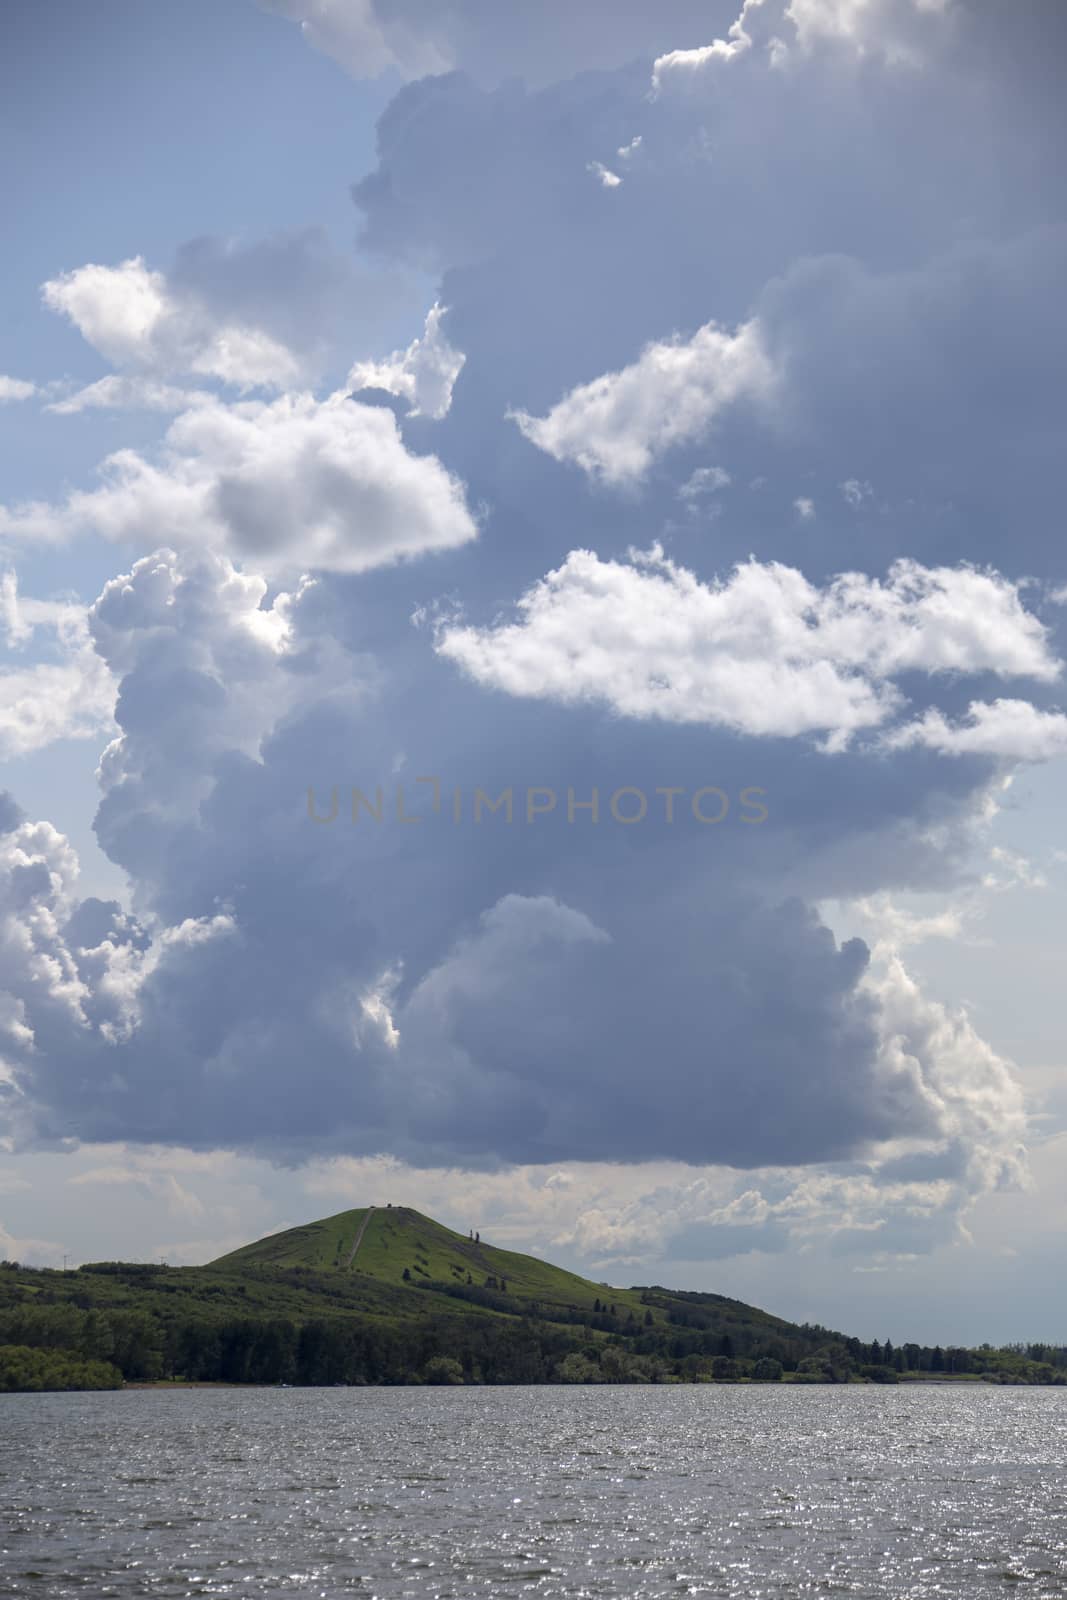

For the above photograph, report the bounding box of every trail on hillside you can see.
[342,1206,375,1270]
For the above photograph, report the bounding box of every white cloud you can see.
[587,161,622,189]
[262,0,451,80]
[652,0,953,87]
[864,949,1026,1197]
[0,819,93,1056]
[42,256,302,391]
[678,465,731,499]
[347,303,466,420]
[262,0,764,89]
[794,495,816,520]
[982,845,1047,893]
[0,391,478,576]
[0,572,115,758]
[510,317,775,488]
[840,477,873,507]
[439,548,1061,750]
[652,0,774,87]
[785,0,954,64]
[45,376,214,416]
[832,892,967,954]
[88,546,356,804]
[0,377,35,404]
[885,698,1067,762]
[42,258,169,366]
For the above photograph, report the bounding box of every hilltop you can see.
[2,1205,1065,1390]
[212,1203,654,1318]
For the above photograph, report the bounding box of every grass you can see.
[212,1205,657,1320]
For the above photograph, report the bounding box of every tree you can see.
[423,1356,464,1385]
[754,1356,783,1381]
[557,1352,598,1384]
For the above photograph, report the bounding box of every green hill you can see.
[212,1203,651,1318]
[2,1205,1064,1390]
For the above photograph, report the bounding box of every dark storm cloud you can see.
[0,0,1049,1194]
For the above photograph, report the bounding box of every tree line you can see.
[1,1282,1065,1391]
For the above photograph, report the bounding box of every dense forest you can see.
[2,1254,1064,1392]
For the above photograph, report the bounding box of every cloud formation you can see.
[3,0,1065,1292]
[0,574,115,758]
[0,377,35,404]
[511,318,774,487]
[348,303,465,419]
[439,548,1059,749]
[886,699,1067,761]
[42,256,302,391]
[652,0,955,86]
[1,391,478,576]
[263,0,746,86]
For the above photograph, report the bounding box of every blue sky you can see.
[1,0,1066,1346]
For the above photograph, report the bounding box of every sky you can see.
[1,0,1065,1347]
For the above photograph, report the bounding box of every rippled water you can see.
[2,1384,1066,1597]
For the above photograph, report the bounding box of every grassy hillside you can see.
[2,1204,1064,1391]
[213,1204,653,1319]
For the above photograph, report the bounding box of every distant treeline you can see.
[1,1261,1065,1392]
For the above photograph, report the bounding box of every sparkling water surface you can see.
[2,1384,1066,1598]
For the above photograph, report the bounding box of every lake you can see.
[2,1384,1065,1596]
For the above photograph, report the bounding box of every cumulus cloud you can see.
[0,818,98,1054]
[0,377,35,404]
[87,545,366,863]
[272,0,953,92]
[863,947,1026,1196]
[652,0,778,87]
[785,0,955,64]
[511,318,775,487]
[0,525,1034,1217]
[438,547,1060,750]
[39,230,404,400]
[6,0,1063,1288]
[652,0,954,86]
[885,698,1067,761]
[0,573,115,758]
[0,391,478,576]
[347,303,465,419]
[42,256,302,390]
